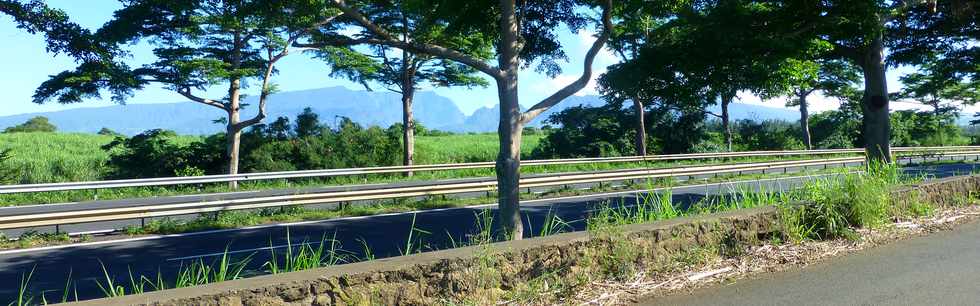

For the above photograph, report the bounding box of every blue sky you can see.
[0,1,936,118]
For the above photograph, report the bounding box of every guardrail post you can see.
[54,224,60,235]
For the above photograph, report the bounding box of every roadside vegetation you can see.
[12,162,978,304]
[0,106,965,208]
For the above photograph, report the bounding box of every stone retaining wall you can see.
[72,175,980,306]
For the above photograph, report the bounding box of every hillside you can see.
[0,87,799,135]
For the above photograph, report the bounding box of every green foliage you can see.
[532,105,635,158]
[532,104,708,158]
[783,163,910,241]
[731,119,805,151]
[243,117,401,172]
[101,129,224,179]
[3,116,57,133]
[890,110,969,147]
[0,149,18,184]
[93,247,250,298]
[264,232,342,274]
[809,108,863,149]
[96,127,122,137]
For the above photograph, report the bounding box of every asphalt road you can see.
[639,218,980,306]
[0,162,974,302]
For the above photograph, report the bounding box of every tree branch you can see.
[326,0,501,78]
[520,0,613,124]
[177,87,226,110]
[236,12,344,131]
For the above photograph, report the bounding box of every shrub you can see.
[243,117,401,172]
[3,116,57,133]
[785,163,906,240]
[102,130,223,179]
[733,119,805,151]
[533,103,710,158]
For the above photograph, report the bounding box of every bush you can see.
[890,110,967,147]
[785,163,904,240]
[533,104,710,158]
[531,105,634,158]
[733,119,805,151]
[104,110,404,179]
[3,116,57,133]
[243,117,401,172]
[102,129,224,179]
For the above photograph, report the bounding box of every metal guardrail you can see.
[0,146,976,195]
[0,150,977,230]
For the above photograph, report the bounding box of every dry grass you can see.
[564,203,980,306]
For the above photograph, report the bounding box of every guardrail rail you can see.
[0,148,977,230]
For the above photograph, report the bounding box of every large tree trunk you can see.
[226,31,244,189]
[495,0,524,240]
[401,80,416,176]
[799,92,812,150]
[721,94,733,152]
[401,51,417,177]
[633,99,647,156]
[860,35,892,163]
[226,78,242,189]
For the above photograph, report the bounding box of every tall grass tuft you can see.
[10,266,35,306]
[264,230,349,274]
[399,213,432,255]
[782,162,915,241]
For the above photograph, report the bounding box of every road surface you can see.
[639,218,980,306]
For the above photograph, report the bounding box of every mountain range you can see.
[0,86,801,135]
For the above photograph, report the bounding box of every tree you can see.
[784,0,978,162]
[28,0,345,188]
[329,0,614,239]
[294,107,323,138]
[602,1,817,152]
[601,3,675,156]
[896,56,978,117]
[304,3,490,176]
[3,116,57,133]
[766,59,861,149]
[97,127,122,137]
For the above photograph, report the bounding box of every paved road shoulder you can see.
[638,219,980,306]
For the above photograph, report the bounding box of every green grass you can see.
[0,151,863,207]
[0,132,201,184]
[414,133,546,164]
[0,132,542,185]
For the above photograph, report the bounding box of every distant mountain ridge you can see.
[0,87,799,135]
